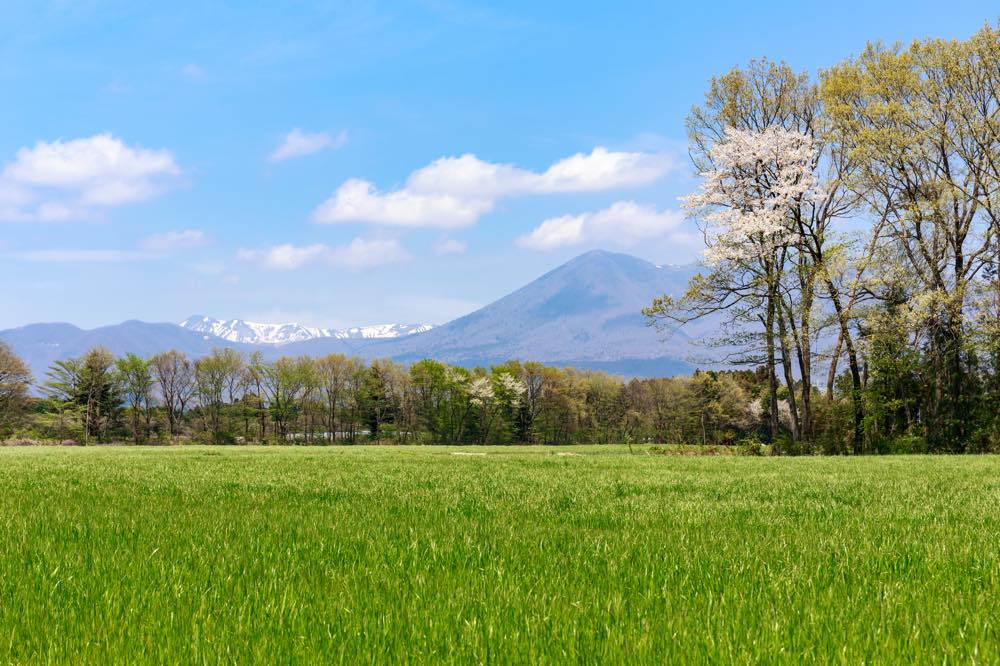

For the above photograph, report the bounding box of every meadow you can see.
[1,446,998,663]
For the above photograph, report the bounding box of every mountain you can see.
[280,250,707,375]
[1,250,712,380]
[0,320,257,381]
[179,315,433,345]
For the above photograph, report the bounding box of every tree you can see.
[43,348,119,443]
[361,359,408,441]
[115,353,154,444]
[81,348,121,442]
[262,356,313,441]
[243,351,269,441]
[317,354,353,442]
[0,342,32,437]
[150,350,195,437]
[649,57,877,452]
[409,359,451,442]
[195,348,243,443]
[648,124,819,444]
[823,24,1000,450]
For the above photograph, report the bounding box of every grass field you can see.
[1,446,998,663]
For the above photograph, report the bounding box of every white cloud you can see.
[0,133,181,221]
[434,238,467,255]
[518,215,586,250]
[535,148,675,193]
[313,178,491,228]
[237,238,409,271]
[269,128,348,163]
[406,154,535,198]
[517,201,687,250]
[13,249,153,262]
[313,147,677,228]
[141,229,208,251]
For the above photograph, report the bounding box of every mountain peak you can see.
[568,248,648,264]
[561,249,700,277]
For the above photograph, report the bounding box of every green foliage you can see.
[738,435,764,456]
[6,346,780,447]
[875,435,929,456]
[0,341,32,437]
[41,347,121,443]
[115,353,154,444]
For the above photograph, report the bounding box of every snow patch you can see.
[179,315,434,345]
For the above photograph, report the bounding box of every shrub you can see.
[871,434,928,455]
[738,436,764,456]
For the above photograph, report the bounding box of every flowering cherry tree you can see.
[465,372,526,443]
[682,125,819,266]
[649,124,820,443]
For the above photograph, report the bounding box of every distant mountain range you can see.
[1,250,713,380]
[178,316,434,345]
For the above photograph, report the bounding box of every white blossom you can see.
[445,366,468,386]
[494,372,526,407]
[466,376,494,406]
[682,126,818,266]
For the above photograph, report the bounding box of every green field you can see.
[1,446,998,663]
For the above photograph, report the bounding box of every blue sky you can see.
[1,1,996,329]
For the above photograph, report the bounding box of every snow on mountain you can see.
[178,315,434,345]
[334,323,435,340]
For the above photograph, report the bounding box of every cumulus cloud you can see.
[535,148,675,193]
[434,238,467,255]
[141,229,208,251]
[269,129,347,162]
[313,147,677,228]
[313,178,491,228]
[237,238,409,271]
[406,154,535,198]
[517,201,687,250]
[0,133,181,221]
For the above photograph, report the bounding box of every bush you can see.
[770,436,809,456]
[738,436,764,456]
[874,434,928,455]
[967,428,1000,454]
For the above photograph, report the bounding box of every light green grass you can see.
[0,446,998,663]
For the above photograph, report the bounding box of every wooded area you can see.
[0,344,777,449]
[646,24,1000,453]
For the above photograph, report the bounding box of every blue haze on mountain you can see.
[2,251,716,381]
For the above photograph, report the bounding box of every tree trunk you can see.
[825,278,864,454]
[765,294,780,441]
[776,306,801,442]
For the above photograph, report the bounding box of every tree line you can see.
[0,343,775,448]
[646,24,1000,454]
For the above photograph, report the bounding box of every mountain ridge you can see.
[1,250,709,379]
[277,250,705,371]
[178,315,434,345]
